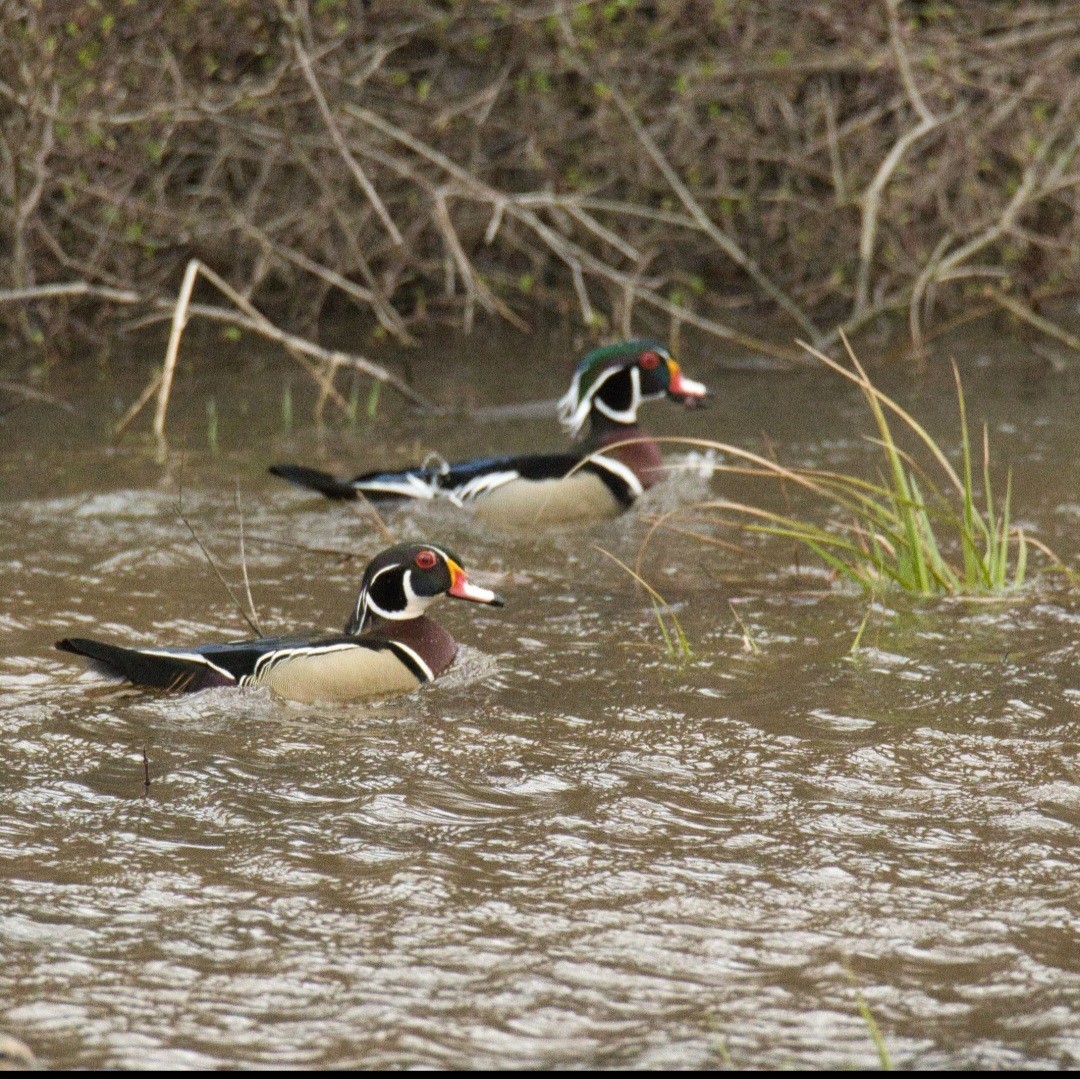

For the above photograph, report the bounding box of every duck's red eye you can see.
[640,350,661,370]
[415,550,438,570]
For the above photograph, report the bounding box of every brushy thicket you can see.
[1,0,1078,361]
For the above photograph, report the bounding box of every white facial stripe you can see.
[592,366,641,426]
[141,649,238,683]
[426,543,457,564]
[354,545,479,627]
[350,586,369,632]
[401,568,436,618]
[558,365,633,437]
[590,453,645,499]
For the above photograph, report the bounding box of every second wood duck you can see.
[270,339,708,528]
[55,543,504,703]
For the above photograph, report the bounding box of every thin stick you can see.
[116,259,436,437]
[727,600,761,655]
[0,281,139,305]
[592,543,669,606]
[345,493,396,546]
[0,379,77,412]
[344,103,802,364]
[234,481,261,632]
[176,465,263,636]
[987,289,1080,353]
[639,515,764,560]
[592,543,692,659]
[291,32,403,246]
[113,368,162,438]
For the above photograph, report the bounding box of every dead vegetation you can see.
[1,0,1078,377]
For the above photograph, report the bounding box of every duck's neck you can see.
[587,417,664,490]
[588,409,639,441]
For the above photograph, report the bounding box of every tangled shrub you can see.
[1,0,1077,359]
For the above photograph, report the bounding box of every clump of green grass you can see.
[640,334,1068,598]
[738,335,1056,595]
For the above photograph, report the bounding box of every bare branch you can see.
[291,31,403,247]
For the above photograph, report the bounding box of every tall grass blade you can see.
[849,603,874,654]
[281,384,293,432]
[366,380,382,419]
[998,467,1014,589]
[1014,527,1028,588]
[855,987,893,1070]
[206,397,219,455]
[593,545,692,660]
[651,597,675,658]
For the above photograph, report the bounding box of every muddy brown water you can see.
[1,325,1078,1068]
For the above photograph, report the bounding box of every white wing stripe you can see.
[140,648,237,683]
[453,470,520,502]
[353,475,440,499]
[250,642,362,682]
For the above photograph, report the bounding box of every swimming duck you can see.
[55,542,503,703]
[269,339,708,528]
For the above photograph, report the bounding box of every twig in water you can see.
[234,481,261,633]
[113,367,163,439]
[345,493,396,546]
[142,745,151,798]
[0,379,77,412]
[176,464,263,636]
[113,259,436,439]
[986,289,1080,353]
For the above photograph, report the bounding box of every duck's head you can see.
[556,339,708,439]
[346,542,504,634]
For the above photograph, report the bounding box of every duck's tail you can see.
[55,638,235,692]
[268,464,360,500]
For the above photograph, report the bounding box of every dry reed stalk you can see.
[153,258,199,439]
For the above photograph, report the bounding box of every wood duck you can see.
[270,340,708,528]
[55,542,504,703]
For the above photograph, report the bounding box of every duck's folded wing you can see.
[440,452,585,502]
[55,637,241,692]
[271,452,591,505]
